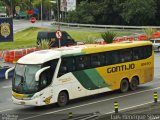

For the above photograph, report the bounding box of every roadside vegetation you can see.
[1,0,159,26]
[38,40,52,50]
[0,27,132,50]
[0,27,53,50]
[101,31,117,43]
[144,28,157,40]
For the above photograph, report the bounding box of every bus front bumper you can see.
[12,96,42,106]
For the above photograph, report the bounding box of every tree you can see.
[119,0,156,25]
[67,0,158,25]
[67,0,127,25]
[154,0,160,25]
[1,0,13,17]
[32,0,52,20]
[66,1,98,23]
[94,0,126,25]
[1,0,33,17]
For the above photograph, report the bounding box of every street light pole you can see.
[49,1,56,20]
[41,0,43,26]
[50,0,60,29]
[57,0,59,22]
[57,0,60,29]
[11,0,13,17]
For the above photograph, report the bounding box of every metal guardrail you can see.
[53,22,160,30]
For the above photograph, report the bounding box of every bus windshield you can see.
[13,64,41,94]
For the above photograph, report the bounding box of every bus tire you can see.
[120,79,129,93]
[130,77,139,91]
[57,91,68,107]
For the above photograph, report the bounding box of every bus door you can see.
[90,53,109,94]
[74,54,107,96]
[73,55,98,96]
[39,59,58,104]
[58,57,87,98]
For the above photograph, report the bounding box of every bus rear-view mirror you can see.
[35,66,50,81]
[5,67,15,79]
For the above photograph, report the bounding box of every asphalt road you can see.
[0,53,160,120]
[13,20,140,34]
[13,20,54,33]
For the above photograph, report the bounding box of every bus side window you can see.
[105,52,110,65]
[142,45,152,58]
[106,51,120,65]
[76,55,90,70]
[58,59,68,77]
[120,49,132,62]
[133,45,152,61]
[99,53,106,66]
[133,48,141,60]
[40,71,48,89]
[91,54,101,67]
[60,65,67,73]
[67,58,76,71]
[58,58,76,77]
[41,59,58,88]
[146,45,152,57]
[91,53,105,67]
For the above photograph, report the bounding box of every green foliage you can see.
[84,35,96,44]
[38,40,52,50]
[1,0,51,18]
[144,28,157,39]
[32,0,51,10]
[66,1,99,24]
[0,27,50,50]
[2,0,160,25]
[67,0,158,25]
[0,27,132,50]
[101,31,117,43]
[119,0,156,25]
[66,11,79,23]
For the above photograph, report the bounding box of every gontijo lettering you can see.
[107,63,135,73]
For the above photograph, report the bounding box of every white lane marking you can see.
[21,86,160,120]
[0,109,12,113]
[2,85,12,89]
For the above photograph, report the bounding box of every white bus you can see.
[6,41,154,106]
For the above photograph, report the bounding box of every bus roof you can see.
[18,41,152,64]
[81,41,152,54]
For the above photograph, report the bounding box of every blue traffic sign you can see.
[0,18,13,42]
[33,8,39,15]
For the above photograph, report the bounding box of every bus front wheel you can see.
[57,91,68,107]
[120,79,129,93]
[130,77,139,91]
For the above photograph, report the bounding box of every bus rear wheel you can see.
[57,91,68,107]
[130,77,139,91]
[120,79,129,93]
